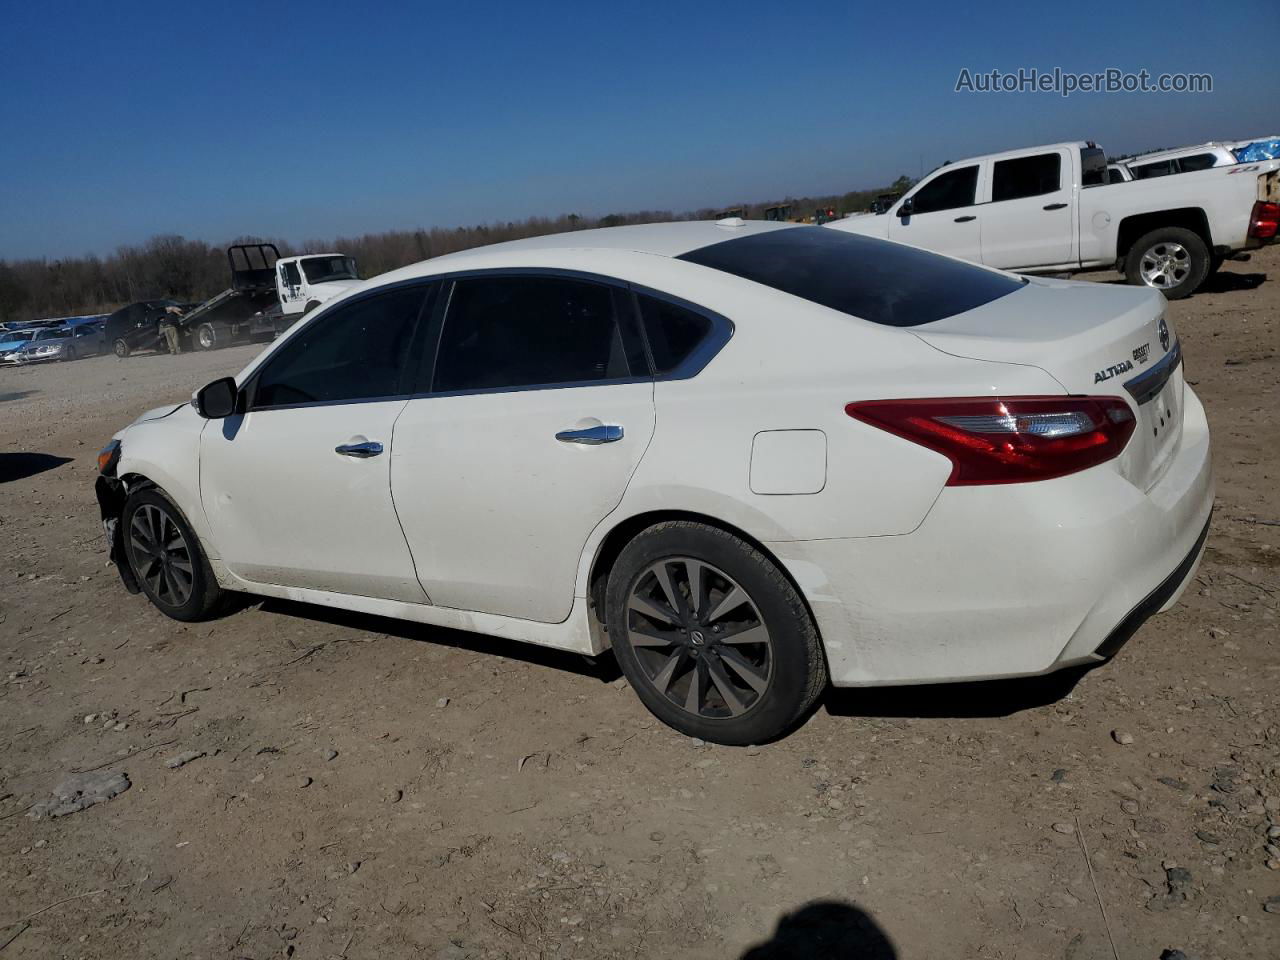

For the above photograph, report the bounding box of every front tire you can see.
[605,521,826,745]
[122,488,226,622]
[113,338,131,358]
[1125,227,1209,299]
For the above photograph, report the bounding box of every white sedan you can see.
[95,221,1213,744]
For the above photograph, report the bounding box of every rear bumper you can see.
[770,386,1214,686]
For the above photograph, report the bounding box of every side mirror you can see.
[194,377,239,419]
[897,197,915,219]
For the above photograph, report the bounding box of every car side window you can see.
[909,165,978,215]
[1177,153,1217,173]
[252,285,429,408]
[1130,160,1175,180]
[991,153,1061,202]
[432,276,632,392]
[636,294,713,375]
[1108,167,1128,184]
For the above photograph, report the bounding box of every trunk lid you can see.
[913,277,1184,491]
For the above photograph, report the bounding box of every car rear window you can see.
[678,227,1024,327]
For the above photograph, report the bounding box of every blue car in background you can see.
[0,328,40,363]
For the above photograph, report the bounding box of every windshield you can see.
[679,227,1025,327]
[2,330,37,343]
[301,256,358,284]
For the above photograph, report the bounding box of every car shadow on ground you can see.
[1200,270,1267,294]
[822,665,1090,720]
[0,390,37,403]
[1103,271,1266,294]
[250,597,620,681]
[739,900,896,959]
[0,452,73,484]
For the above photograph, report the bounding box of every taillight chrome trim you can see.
[1123,339,1182,406]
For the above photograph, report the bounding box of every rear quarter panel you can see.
[565,256,1070,600]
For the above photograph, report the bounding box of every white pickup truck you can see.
[827,141,1280,298]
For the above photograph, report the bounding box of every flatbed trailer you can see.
[176,244,295,351]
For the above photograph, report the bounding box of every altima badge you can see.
[1094,359,1135,383]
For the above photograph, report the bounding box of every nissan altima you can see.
[95,221,1212,744]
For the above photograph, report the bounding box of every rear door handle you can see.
[953,215,977,222]
[555,424,624,445]
[1043,202,1068,210]
[335,440,383,458]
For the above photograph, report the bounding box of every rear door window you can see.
[636,295,713,375]
[432,276,634,392]
[909,165,979,214]
[1176,153,1218,172]
[991,153,1062,201]
[1130,160,1175,180]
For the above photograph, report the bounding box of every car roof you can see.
[422,220,804,268]
[1123,143,1236,164]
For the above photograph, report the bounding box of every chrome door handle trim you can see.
[335,440,384,458]
[555,424,624,445]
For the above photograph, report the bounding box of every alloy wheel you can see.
[626,557,772,719]
[128,504,194,607]
[1139,241,1190,290]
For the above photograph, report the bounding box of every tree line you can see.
[0,177,913,323]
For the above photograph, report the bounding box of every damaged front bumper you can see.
[95,474,140,595]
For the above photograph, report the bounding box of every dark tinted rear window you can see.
[678,228,1024,327]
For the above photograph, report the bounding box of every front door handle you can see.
[555,424,624,445]
[1043,202,1068,210]
[953,215,977,222]
[335,440,384,458]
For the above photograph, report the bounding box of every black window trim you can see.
[243,277,439,413]
[415,267,734,399]
[629,283,733,382]
[241,267,736,411]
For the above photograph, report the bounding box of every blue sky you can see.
[0,0,1275,259]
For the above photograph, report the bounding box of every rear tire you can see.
[1124,227,1209,300]
[605,521,826,745]
[195,323,218,351]
[122,487,226,622]
[113,338,131,359]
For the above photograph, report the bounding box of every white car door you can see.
[200,283,435,601]
[978,148,1075,268]
[887,162,984,263]
[390,274,656,624]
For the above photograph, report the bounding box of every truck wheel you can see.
[195,323,218,351]
[605,521,827,745]
[302,300,322,316]
[1125,227,1209,300]
[113,338,131,359]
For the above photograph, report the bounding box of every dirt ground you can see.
[2,250,1278,960]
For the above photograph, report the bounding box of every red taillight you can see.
[845,396,1136,485]
[1249,201,1280,240]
